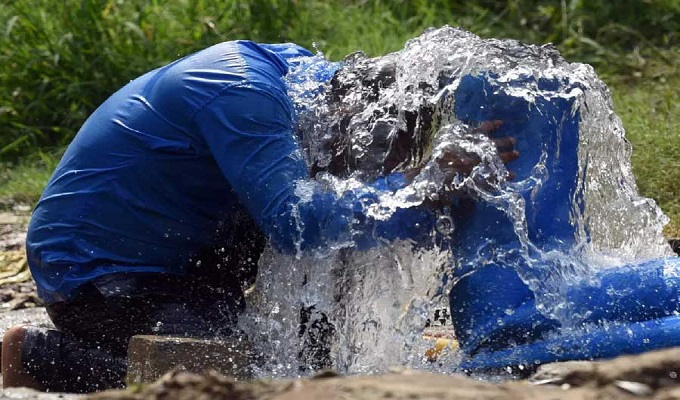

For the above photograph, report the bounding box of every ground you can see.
[88,348,680,400]
[0,209,40,311]
[4,209,680,399]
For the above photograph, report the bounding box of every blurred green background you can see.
[1,0,679,235]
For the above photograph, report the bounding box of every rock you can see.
[10,205,30,214]
[0,214,20,226]
[0,211,28,252]
[126,335,254,385]
[0,230,25,252]
[92,370,252,400]
[86,368,639,400]
[529,360,595,385]
[529,347,680,390]
[0,281,41,311]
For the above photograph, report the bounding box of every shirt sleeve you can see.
[193,82,435,253]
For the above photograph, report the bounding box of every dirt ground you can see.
[0,210,41,311]
[86,347,680,400]
[4,208,680,399]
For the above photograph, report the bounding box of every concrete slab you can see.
[126,335,254,385]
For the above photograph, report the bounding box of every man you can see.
[2,40,517,392]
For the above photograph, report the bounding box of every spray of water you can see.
[239,26,672,377]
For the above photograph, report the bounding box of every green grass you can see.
[0,151,60,209]
[1,0,680,234]
[2,0,678,159]
[612,69,680,237]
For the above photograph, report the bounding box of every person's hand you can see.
[403,120,518,184]
[404,120,518,210]
[436,120,518,185]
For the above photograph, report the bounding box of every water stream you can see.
[239,26,672,377]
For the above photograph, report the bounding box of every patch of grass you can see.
[610,65,680,237]
[1,0,679,235]
[2,0,679,161]
[0,151,61,209]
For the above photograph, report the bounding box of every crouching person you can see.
[0,40,438,393]
[3,37,517,392]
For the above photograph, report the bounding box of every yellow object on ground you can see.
[0,250,31,285]
[423,328,458,362]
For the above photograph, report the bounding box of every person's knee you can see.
[4,324,29,343]
[2,324,43,390]
[3,324,29,358]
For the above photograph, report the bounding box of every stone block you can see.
[126,335,253,385]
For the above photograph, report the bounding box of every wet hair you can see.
[313,52,437,179]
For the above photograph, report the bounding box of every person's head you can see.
[310,52,441,180]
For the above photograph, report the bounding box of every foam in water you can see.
[239,26,672,377]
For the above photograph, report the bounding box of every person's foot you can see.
[2,324,44,390]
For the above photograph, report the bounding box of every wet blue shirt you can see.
[26,41,434,304]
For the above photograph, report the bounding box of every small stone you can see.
[614,380,653,397]
[529,360,595,385]
[0,213,20,225]
[11,204,31,213]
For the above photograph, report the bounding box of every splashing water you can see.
[239,26,672,377]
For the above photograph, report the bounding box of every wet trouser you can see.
[22,219,266,393]
[298,304,335,371]
[22,270,247,393]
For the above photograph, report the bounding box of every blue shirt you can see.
[26,41,435,304]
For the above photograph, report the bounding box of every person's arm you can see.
[192,82,434,253]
